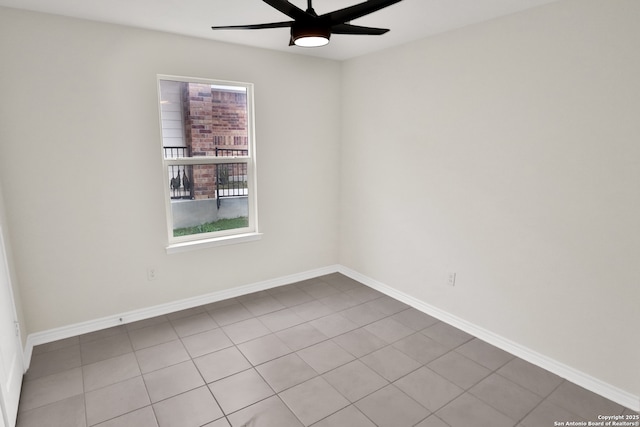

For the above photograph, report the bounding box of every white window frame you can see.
[157,75,260,253]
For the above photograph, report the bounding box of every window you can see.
[157,75,259,252]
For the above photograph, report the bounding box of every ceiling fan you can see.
[211,0,404,47]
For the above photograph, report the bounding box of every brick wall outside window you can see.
[183,83,249,200]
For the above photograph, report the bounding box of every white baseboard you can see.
[23,264,340,370]
[337,266,640,412]
[22,263,639,411]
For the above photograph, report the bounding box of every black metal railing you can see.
[164,146,248,205]
[168,165,194,200]
[164,146,190,159]
[164,147,194,199]
[214,148,248,208]
[216,163,248,208]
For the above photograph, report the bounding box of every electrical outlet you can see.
[147,267,157,281]
[447,272,456,287]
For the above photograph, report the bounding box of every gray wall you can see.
[340,0,640,398]
[0,7,341,333]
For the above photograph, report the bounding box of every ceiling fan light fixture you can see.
[291,25,331,47]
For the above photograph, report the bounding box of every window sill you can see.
[166,232,262,254]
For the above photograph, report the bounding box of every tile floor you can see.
[16,273,638,427]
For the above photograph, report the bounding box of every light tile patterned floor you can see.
[16,273,638,427]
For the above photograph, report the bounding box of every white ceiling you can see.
[0,0,560,60]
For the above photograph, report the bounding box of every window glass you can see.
[158,76,257,244]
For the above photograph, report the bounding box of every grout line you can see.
[127,330,160,427]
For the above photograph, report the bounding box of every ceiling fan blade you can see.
[212,21,293,30]
[323,0,403,25]
[262,0,310,20]
[331,23,389,35]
